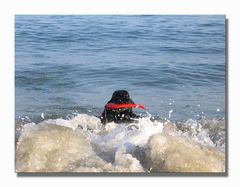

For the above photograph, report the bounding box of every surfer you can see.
[100,90,145,124]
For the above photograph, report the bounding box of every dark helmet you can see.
[110,90,134,104]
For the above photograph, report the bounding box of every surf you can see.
[15,113,225,172]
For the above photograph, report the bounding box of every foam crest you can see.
[45,114,102,131]
[145,133,225,172]
[16,123,94,172]
[15,113,225,173]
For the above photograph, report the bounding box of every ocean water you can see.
[15,15,226,173]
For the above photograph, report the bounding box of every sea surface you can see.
[15,15,226,173]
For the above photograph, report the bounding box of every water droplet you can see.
[41,113,45,119]
[169,110,173,119]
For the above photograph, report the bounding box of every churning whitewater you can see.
[15,114,225,173]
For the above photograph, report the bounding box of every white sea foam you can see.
[146,133,225,172]
[15,113,225,173]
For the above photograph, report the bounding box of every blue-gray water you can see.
[15,15,226,122]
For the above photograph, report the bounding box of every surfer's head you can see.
[110,90,134,104]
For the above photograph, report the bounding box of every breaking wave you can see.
[15,114,225,173]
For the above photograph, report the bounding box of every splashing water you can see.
[15,113,225,173]
[169,110,173,119]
